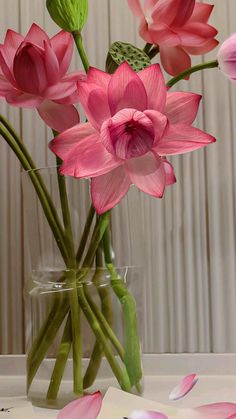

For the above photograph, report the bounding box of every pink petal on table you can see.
[130,410,168,419]
[194,402,236,418]
[50,31,73,77]
[169,373,198,401]
[127,0,144,17]
[108,61,147,115]
[126,152,166,198]
[156,123,216,156]
[91,165,131,214]
[50,122,96,159]
[138,64,167,113]
[60,135,120,178]
[87,67,111,90]
[37,100,80,132]
[160,45,191,77]
[24,23,50,47]
[57,392,102,419]
[165,92,202,125]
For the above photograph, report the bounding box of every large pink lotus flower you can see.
[0,23,84,132]
[50,62,215,214]
[127,0,219,76]
[217,34,236,81]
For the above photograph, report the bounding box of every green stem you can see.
[148,45,159,60]
[167,60,219,88]
[103,226,142,391]
[143,43,152,54]
[72,31,90,73]
[0,125,68,263]
[76,283,131,392]
[76,204,95,266]
[0,115,66,253]
[46,314,72,400]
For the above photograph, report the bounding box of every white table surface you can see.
[1,354,236,417]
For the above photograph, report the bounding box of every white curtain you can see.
[0,0,236,354]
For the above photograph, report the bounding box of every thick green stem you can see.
[72,31,90,73]
[46,314,72,400]
[167,60,219,88]
[103,226,142,391]
[0,125,68,263]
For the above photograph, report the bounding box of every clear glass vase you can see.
[22,167,145,409]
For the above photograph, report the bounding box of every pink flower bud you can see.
[218,34,236,80]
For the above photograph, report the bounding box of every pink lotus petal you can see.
[160,46,191,77]
[156,123,216,155]
[138,64,167,113]
[50,31,73,77]
[108,61,147,115]
[87,67,111,90]
[162,159,176,186]
[169,373,198,401]
[57,392,102,419]
[50,122,96,159]
[130,411,168,419]
[0,46,16,85]
[194,402,236,418]
[6,91,43,108]
[13,43,48,95]
[1,29,24,76]
[37,100,80,132]
[0,74,16,96]
[127,0,144,17]
[91,165,131,214]
[171,0,195,26]
[126,152,166,198]
[190,3,215,24]
[45,81,78,101]
[79,83,111,130]
[25,23,50,47]
[165,92,202,125]
[44,41,60,85]
[60,135,120,178]
[143,110,168,144]
[178,23,218,47]
[185,38,219,56]
[151,0,180,26]
[101,108,155,159]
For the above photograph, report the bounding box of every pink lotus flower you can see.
[57,391,102,419]
[50,62,215,214]
[127,0,219,76]
[169,373,198,401]
[0,23,84,132]
[217,34,236,80]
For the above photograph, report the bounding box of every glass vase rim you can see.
[24,165,59,174]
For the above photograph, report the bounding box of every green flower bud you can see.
[46,0,88,32]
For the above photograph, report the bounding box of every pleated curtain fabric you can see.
[0,0,236,354]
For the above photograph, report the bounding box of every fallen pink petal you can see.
[169,373,198,401]
[130,411,168,419]
[57,392,102,419]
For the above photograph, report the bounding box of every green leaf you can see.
[46,0,88,32]
[106,41,151,74]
